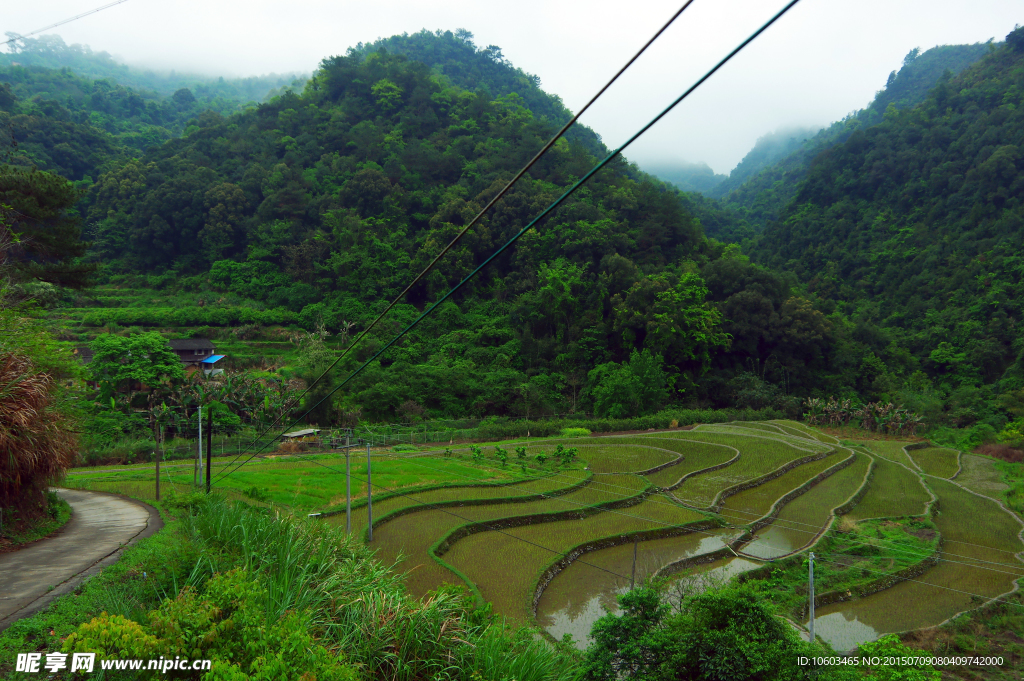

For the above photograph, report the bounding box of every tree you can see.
[0,166,96,289]
[583,585,854,681]
[88,332,185,411]
[588,350,669,419]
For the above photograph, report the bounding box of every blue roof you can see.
[201,355,226,364]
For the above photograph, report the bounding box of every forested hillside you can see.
[3,27,1023,439]
[754,26,1024,434]
[703,41,992,238]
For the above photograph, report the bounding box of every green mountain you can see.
[4,27,1022,432]
[707,41,993,237]
[647,161,727,194]
[753,26,1024,427]
[1,34,303,105]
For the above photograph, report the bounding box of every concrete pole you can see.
[345,434,351,534]
[808,552,816,643]
[197,406,203,489]
[630,538,638,590]
[367,441,373,542]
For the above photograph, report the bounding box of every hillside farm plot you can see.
[863,441,918,466]
[640,439,738,489]
[692,424,834,453]
[743,452,870,559]
[810,478,1024,651]
[768,420,839,443]
[659,432,834,509]
[536,528,748,646]
[366,473,648,597]
[718,453,842,526]
[329,467,589,538]
[906,446,960,479]
[63,451,529,510]
[845,454,931,521]
[443,494,707,623]
[528,440,679,473]
[955,454,1010,498]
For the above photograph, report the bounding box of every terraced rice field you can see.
[80,419,1021,651]
[742,452,870,559]
[718,453,842,525]
[956,453,1010,497]
[844,452,932,521]
[810,477,1024,650]
[662,431,831,509]
[443,494,708,623]
[906,446,961,479]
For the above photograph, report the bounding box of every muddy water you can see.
[537,546,759,648]
[535,528,750,644]
[807,478,1024,651]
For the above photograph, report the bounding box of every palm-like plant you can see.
[0,352,76,509]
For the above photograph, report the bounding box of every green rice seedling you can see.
[744,453,871,559]
[719,453,840,524]
[664,432,829,509]
[907,447,960,478]
[955,454,1009,498]
[811,478,1024,644]
[846,455,931,521]
[369,473,646,598]
[330,469,591,538]
[642,440,737,489]
[444,494,706,624]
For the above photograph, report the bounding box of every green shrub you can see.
[560,427,591,438]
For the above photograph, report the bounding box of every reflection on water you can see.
[810,611,881,652]
[537,527,759,649]
[743,524,801,560]
[806,478,1024,651]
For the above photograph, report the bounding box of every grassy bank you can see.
[0,494,579,680]
[0,492,72,553]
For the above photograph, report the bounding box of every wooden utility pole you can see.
[155,426,161,501]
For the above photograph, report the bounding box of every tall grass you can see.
[183,497,579,681]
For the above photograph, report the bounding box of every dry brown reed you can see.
[0,351,77,510]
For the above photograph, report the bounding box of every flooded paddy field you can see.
[808,477,1024,651]
[719,453,843,526]
[743,452,871,560]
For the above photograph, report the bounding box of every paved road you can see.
[0,489,161,631]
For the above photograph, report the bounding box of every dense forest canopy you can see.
[2,26,1023,438]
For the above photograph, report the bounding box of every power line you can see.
[814,555,1024,613]
[243,0,701,450]
[217,0,805,485]
[2,0,131,47]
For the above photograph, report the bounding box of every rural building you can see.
[168,338,226,376]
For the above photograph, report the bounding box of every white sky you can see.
[4,1,1021,174]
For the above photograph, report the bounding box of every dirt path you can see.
[0,489,161,632]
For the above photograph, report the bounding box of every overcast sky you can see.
[5,1,1021,174]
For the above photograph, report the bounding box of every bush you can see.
[560,427,591,438]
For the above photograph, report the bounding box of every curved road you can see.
[0,489,160,632]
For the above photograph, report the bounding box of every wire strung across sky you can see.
[1,0,131,47]
[243,0,700,450]
[215,0,805,486]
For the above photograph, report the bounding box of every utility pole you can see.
[206,407,212,494]
[367,441,373,541]
[155,425,161,502]
[197,406,203,489]
[808,552,816,643]
[345,433,351,534]
[630,537,638,590]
